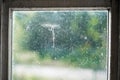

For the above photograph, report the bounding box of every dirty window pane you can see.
[12,10,108,80]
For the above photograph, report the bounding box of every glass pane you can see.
[12,9,108,80]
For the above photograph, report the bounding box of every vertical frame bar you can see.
[110,0,119,80]
[118,0,120,80]
[1,1,9,80]
[107,8,111,80]
[8,8,13,80]
[0,0,2,80]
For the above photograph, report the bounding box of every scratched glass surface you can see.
[12,10,108,80]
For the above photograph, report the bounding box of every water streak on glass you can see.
[12,10,108,80]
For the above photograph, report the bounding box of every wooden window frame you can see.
[0,0,119,80]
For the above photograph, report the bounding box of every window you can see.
[0,0,119,80]
[11,9,108,80]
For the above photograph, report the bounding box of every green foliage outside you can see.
[13,11,108,70]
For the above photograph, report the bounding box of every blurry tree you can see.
[14,11,107,70]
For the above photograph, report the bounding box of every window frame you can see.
[0,0,119,80]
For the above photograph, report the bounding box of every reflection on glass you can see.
[12,10,108,80]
